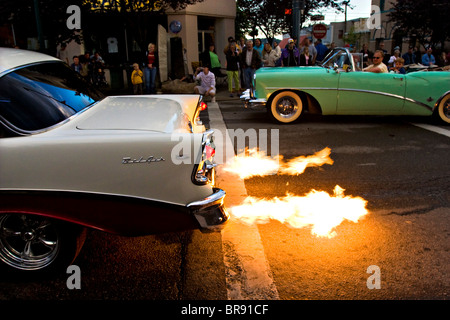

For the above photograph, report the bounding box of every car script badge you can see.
[122,156,165,164]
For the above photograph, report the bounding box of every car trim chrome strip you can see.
[338,88,405,101]
[266,87,337,91]
[340,88,432,111]
[404,97,433,111]
[187,188,226,209]
[265,87,433,112]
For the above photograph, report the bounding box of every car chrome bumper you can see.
[187,188,229,232]
[240,89,267,109]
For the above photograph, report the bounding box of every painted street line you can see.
[411,123,450,138]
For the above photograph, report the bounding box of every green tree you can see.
[0,0,204,52]
[236,0,344,43]
[389,0,450,50]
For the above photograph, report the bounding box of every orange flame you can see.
[222,148,281,179]
[223,147,334,178]
[281,147,334,175]
[230,186,368,238]
[223,148,369,238]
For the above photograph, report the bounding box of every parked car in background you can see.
[0,48,228,273]
[241,47,450,124]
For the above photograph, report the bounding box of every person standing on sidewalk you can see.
[131,63,144,94]
[281,39,300,67]
[225,41,240,97]
[239,40,261,90]
[144,43,159,94]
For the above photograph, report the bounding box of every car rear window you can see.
[0,61,104,133]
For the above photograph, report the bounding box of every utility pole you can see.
[33,0,45,51]
[344,0,349,34]
[292,0,305,40]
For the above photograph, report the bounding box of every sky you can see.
[252,0,373,39]
[314,0,372,25]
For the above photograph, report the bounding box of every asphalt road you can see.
[218,96,450,300]
[1,88,449,306]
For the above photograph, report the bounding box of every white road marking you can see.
[411,123,450,138]
[207,101,280,300]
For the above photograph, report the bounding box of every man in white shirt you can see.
[194,66,216,102]
[363,50,388,73]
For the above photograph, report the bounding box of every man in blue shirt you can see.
[315,39,328,63]
[254,39,264,67]
[422,46,436,66]
[402,46,416,65]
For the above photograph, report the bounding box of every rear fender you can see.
[0,191,198,236]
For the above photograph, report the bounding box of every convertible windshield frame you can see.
[320,47,360,72]
[0,61,104,136]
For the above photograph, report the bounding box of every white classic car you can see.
[0,48,228,272]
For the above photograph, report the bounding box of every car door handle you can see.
[393,76,404,81]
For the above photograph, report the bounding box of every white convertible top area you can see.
[75,96,190,133]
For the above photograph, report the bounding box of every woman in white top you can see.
[262,43,278,67]
[388,49,400,67]
[273,41,282,59]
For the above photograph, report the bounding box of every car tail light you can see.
[194,97,208,126]
[192,129,217,185]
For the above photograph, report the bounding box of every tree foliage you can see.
[82,0,204,13]
[0,0,204,51]
[236,0,345,43]
[389,0,450,50]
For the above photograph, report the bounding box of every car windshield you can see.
[0,61,104,133]
[322,49,351,69]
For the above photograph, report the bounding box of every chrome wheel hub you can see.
[0,214,60,270]
[276,97,298,118]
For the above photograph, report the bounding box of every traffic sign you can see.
[312,24,327,39]
[311,15,325,21]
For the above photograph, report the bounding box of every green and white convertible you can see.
[241,48,450,124]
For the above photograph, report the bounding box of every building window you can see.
[198,16,215,55]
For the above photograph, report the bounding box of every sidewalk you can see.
[104,78,241,99]
[206,90,280,300]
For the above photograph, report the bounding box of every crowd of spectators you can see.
[56,35,450,96]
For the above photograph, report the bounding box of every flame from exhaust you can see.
[231,186,369,238]
[222,148,281,179]
[223,147,334,179]
[223,147,369,238]
[280,147,334,175]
